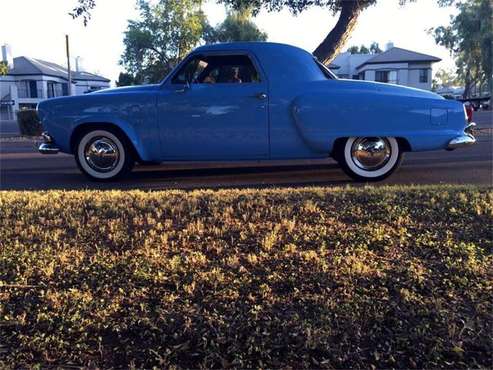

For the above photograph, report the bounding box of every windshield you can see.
[314,58,337,80]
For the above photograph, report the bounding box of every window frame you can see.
[166,50,268,87]
[313,58,337,80]
[375,70,389,83]
[419,68,429,83]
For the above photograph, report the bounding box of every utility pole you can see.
[65,35,72,96]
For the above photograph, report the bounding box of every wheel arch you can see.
[331,136,412,157]
[70,122,143,162]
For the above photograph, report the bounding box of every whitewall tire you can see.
[337,137,402,181]
[75,129,134,181]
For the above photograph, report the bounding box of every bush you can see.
[16,109,42,136]
[0,185,491,368]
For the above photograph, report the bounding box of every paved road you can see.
[1,112,491,190]
[0,120,19,138]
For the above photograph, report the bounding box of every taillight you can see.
[464,104,473,123]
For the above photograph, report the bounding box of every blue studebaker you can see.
[38,42,476,181]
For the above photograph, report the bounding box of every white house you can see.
[330,43,441,91]
[0,45,110,122]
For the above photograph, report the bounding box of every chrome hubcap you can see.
[84,137,120,172]
[351,137,391,170]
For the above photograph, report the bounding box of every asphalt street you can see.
[1,111,491,190]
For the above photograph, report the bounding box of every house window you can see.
[376,70,398,84]
[17,80,43,99]
[47,82,63,98]
[388,71,398,84]
[29,81,38,98]
[419,69,428,83]
[352,75,359,80]
[375,71,389,83]
[47,82,55,98]
[359,72,365,80]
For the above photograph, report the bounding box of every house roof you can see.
[7,57,110,82]
[356,47,441,69]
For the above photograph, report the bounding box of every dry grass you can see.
[0,185,491,368]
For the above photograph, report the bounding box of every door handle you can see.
[254,92,268,100]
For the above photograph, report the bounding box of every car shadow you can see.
[1,162,353,191]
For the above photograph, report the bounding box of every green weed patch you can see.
[0,186,491,368]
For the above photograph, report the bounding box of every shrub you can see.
[16,109,42,136]
[0,185,491,368]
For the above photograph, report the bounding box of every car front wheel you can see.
[75,129,134,181]
[336,137,402,181]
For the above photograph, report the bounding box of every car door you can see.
[157,52,269,160]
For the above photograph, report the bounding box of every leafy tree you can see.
[216,0,456,64]
[347,42,381,54]
[0,61,8,76]
[432,68,462,90]
[116,72,138,87]
[369,41,382,54]
[431,0,492,98]
[72,0,457,65]
[120,0,207,85]
[70,0,96,26]
[204,8,267,43]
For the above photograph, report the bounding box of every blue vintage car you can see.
[38,42,476,181]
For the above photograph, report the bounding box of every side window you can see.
[172,57,206,84]
[172,54,261,85]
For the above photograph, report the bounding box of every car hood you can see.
[91,84,160,94]
[336,79,444,100]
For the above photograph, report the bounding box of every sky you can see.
[0,0,458,85]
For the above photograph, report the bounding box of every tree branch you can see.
[313,0,369,65]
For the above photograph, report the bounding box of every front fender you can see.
[71,116,151,161]
[39,92,158,161]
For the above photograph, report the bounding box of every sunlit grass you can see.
[0,185,491,368]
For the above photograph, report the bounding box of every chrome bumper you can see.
[38,132,60,155]
[447,123,476,150]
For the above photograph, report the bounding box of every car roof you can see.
[194,41,309,55]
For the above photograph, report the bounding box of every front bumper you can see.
[38,132,60,155]
[447,123,476,150]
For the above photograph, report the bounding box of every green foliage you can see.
[69,0,95,26]
[218,0,377,15]
[432,68,462,90]
[120,0,207,84]
[16,110,42,136]
[431,0,493,97]
[0,61,8,76]
[115,72,138,87]
[0,186,491,368]
[347,42,381,54]
[204,8,268,44]
[369,41,382,54]
[72,0,460,69]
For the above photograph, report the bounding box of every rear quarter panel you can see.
[289,80,466,154]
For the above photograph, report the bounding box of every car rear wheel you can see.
[75,129,134,181]
[336,137,402,182]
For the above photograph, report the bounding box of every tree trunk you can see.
[463,70,472,99]
[313,0,367,65]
